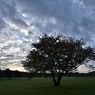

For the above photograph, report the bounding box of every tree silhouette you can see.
[5,68,12,79]
[22,33,95,86]
[14,70,21,79]
[0,69,2,81]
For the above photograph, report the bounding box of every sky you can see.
[0,0,95,73]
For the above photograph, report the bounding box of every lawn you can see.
[0,77,95,95]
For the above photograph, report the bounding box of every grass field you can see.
[0,77,95,95]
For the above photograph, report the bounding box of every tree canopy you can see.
[22,33,95,86]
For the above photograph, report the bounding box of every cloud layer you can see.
[0,0,95,72]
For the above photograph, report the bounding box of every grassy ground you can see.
[0,77,95,95]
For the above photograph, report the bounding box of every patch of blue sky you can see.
[17,14,26,19]
[15,31,26,41]
[90,13,95,21]
[17,13,34,25]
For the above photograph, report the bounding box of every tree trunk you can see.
[52,73,62,86]
[56,75,62,86]
[52,73,57,85]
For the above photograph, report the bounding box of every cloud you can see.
[0,0,95,72]
[14,0,95,42]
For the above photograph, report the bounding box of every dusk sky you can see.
[0,0,95,73]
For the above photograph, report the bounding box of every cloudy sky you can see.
[0,0,95,73]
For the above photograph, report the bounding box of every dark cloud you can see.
[5,55,14,57]
[14,0,95,43]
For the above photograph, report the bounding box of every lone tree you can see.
[22,33,95,86]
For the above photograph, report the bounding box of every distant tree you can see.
[14,70,21,79]
[5,68,12,79]
[0,69,2,81]
[22,33,95,86]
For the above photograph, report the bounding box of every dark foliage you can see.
[13,70,21,78]
[0,69,28,80]
[0,69,2,81]
[22,33,95,86]
[5,68,13,79]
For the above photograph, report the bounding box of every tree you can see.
[5,68,12,79]
[22,33,95,86]
[14,70,21,79]
[0,69,2,81]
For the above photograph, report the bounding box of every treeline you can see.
[0,68,28,80]
[0,68,95,81]
[66,72,95,77]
